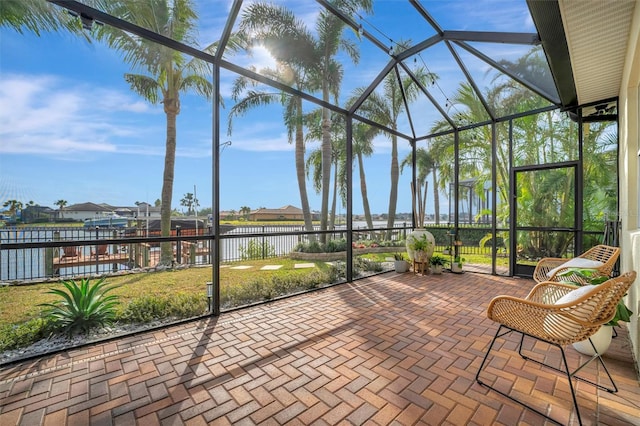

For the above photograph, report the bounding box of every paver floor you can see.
[1,272,638,425]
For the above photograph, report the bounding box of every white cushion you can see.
[554,285,598,308]
[543,285,599,338]
[546,257,604,277]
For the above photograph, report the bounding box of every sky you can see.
[0,0,538,216]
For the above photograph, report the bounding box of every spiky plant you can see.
[40,277,119,336]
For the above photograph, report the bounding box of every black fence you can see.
[0,223,421,282]
[4,222,557,282]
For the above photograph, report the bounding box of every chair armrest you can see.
[533,257,567,282]
[525,281,578,304]
[486,294,602,344]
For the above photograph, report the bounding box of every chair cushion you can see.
[543,285,599,339]
[546,257,604,277]
[554,285,598,310]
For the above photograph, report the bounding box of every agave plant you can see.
[40,277,120,336]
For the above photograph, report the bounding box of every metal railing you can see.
[0,223,415,282]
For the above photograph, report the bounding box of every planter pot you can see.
[451,264,463,274]
[394,260,410,273]
[572,325,613,356]
[406,230,435,261]
[431,264,443,275]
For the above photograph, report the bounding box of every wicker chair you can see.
[476,271,636,426]
[532,244,620,284]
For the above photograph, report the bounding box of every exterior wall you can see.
[64,211,99,221]
[250,213,303,221]
[619,5,640,371]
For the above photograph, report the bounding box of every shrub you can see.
[119,293,207,323]
[325,239,347,252]
[118,295,169,323]
[294,240,323,253]
[354,257,383,273]
[239,239,276,260]
[0,318,53,352]
[40,278,120,336]
[220,267,342,308]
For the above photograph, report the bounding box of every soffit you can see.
[559,0,636,105]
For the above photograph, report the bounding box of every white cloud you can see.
[231,133,293,152]
[0,73,158,157]
[227,120,293,152]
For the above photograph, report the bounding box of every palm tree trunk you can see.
[330,159,338,230]
[358,153,374,230]
[386,135,399,238]
[294,98,315,235]
[415,182,422,227]
[433,166,440,225]
[421,180,428,226]
[320,104,331,244]
[159,99,179,266]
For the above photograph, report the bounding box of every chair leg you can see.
[573,337,618,393]
[519,335,618,393]
[477,325,587,426]
[558,344,584,426]
[475,325,518,382]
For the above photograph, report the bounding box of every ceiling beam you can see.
[526,0,578,108]
[443,30,540,45]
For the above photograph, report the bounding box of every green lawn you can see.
[0,258,341,327]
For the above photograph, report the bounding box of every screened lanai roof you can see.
[534,0,636,108]
[52,0,635,140]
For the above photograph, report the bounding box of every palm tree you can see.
[0,0,83,35]
[239,206,251,220]
[93,0,214,265]
[238,1,372,242]
[354,56,432,236]
[180,193,198,216]
[305,110,348,230]
[228,60,315,233]
[54,199,67,218]
[314,2,372,241]
[234,1,320,233]
[306,113,379,231]
[429,50,600,257]
[2,200,23,219]
[352,122,378,230]
[401,147,435,227]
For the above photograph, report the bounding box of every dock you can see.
[48,241,211,277]
[51,252,132,276]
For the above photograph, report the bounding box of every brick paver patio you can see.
[1,272,638,425]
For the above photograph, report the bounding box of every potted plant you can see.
[451,255,465,273]
[407,233,432,263]
[558,268,633,355]
[393,252,410,273]
[442,245,451,255]
[429,254,449,274]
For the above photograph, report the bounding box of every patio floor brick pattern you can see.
[1,272,639,425]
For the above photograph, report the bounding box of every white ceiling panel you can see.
[559,0,636,105]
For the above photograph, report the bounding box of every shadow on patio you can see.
[1,272,638,425]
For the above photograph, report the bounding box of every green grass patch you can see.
[0,257,385,352]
